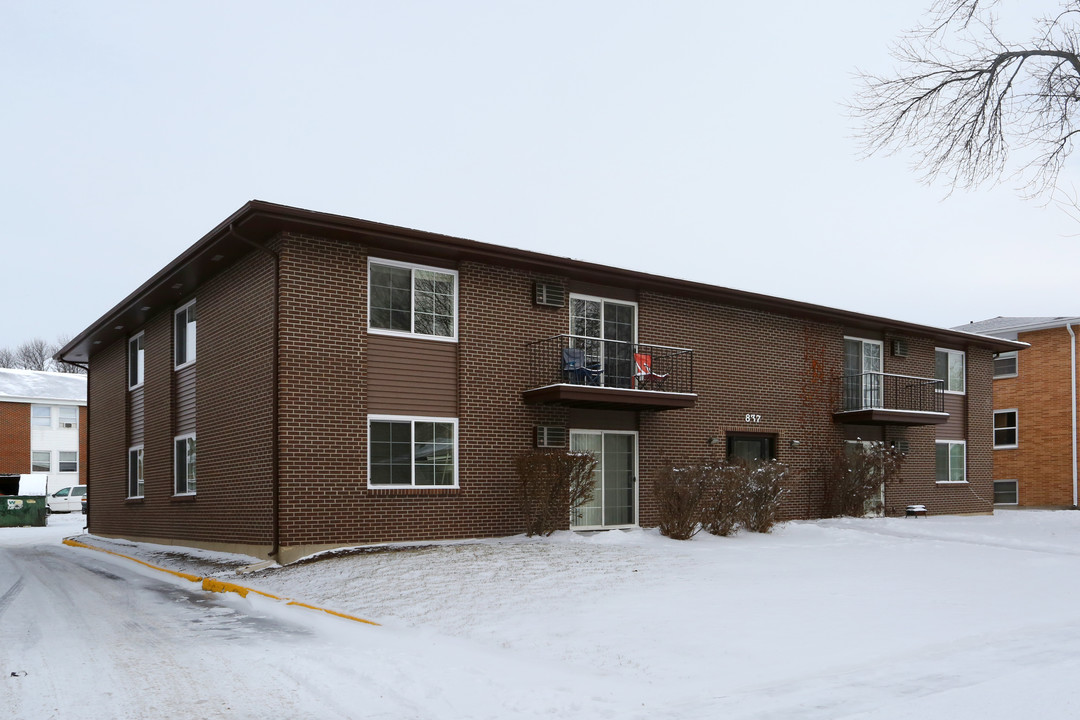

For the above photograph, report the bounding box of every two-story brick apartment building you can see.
[0,368,87,495]
[957,317,1079,507]
[59,201,1021,563]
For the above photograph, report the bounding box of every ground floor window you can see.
[129,446,144,498]
[727,434,776,463]
[174,434,196,495]
[368,415,458,487]
[994,479,1018,505]
[935,440,966,483]
[570,430,637,529]
[58,451,78,474]
[31,451,50,473]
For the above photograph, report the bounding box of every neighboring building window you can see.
[128,446,144,498]
[935,441,966,483]
[174,434,196,494]
[129,332,145,388]
[58,406,78,429]
[31,451,50,473]
[994,410,1018,448]
[994,480,1019,505]
[31,405,51,427]
[175,300,197,368]
[993,351,1017,379]
[368,416,458,487]
[935,349,966,393]
[368,259,457,340]
[58,451,78,473]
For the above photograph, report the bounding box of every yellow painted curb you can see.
[63,537,379,626]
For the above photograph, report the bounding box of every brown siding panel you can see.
[937,394,967,440]
[367,335,458,416]
[175,365,196,435]
[129,386,144,446]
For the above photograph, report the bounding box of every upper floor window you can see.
[368,259,457,341]
[58,406,78,429]
[935,349,965,393]
[129,332,145,388]
[31,405,51,427]
[175,301,197,368]
[993,351,1017,379]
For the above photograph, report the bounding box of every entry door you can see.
[570,431,637,528]
[570,296,636,388]
[843,338,883,409]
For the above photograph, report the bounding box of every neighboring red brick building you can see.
[957,317,1079,507]
[59,201,1021,563]
[0,368,87,494]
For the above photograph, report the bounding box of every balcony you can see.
[834,372,949,426]
[523,335,696,411]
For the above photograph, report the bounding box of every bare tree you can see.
[50,334,86,374]
[856,0,1080,196]
[15,338,51,372]
[0,347,15,369]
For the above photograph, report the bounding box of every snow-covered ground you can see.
[8,510,1080,718]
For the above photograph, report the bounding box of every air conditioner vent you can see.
[534,282,566,307]
[536,426,567,448]
[892,439,910,454]
[891,339,909,358]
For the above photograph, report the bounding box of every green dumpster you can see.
[0,496,48,527]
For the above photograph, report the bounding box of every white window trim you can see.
[31,405,52,428]
[568,428,639,531]
[31,450,51,473]
[994,479,1019,505]
[128,445,145,499]
[935,348,966,394]
[993,408,1018,450]
[367,414,459,489]
[174,432,197,496]
[993,351,1018,380]
[936,439,967,484]
[568,293,640,345]
[57,450,78,474]
[57,405,78,429]
[174,300,197,370]
[367,258,459,343]
[129,331,145,389]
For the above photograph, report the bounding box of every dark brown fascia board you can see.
[59,200,1027,363]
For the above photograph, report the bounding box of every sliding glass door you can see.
[570,431,637,529]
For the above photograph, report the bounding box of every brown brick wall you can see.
[994,327,1076,506]
[0,402,31,475]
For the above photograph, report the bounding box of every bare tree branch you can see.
[856,0,1080,196]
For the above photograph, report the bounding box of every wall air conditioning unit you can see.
[892,439,910,454]
[891,339,908,358]
[534,282,566,308]
[536,426,567,448]
[61,422,75,429]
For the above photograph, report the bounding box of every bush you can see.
[821,442,905,518]
[738,460,788,533]
[654,463,711,540]
[700,461,744,537]
[515,450,598,537]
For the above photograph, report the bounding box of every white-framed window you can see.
[129,332,145,388]
[58,406,78,429]
[993,409,1018,449]
[935,348,966,393]
[368,415,458,487]
[368,259,458,341]
[993,351,1017,379]
[174,434,196,495]
[31,405,51,427]
[31,451,50,473]
[994,479,1019,505]
[935,440,966,483]
[128,446,144,498]
[174,300,197,368]
[58,451,78,474]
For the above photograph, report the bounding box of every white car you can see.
[47,485,87,513]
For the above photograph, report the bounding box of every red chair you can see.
[634,353,668,390]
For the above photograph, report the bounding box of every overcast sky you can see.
[3,1,1078,351]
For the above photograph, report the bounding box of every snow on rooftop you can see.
[0,367,87,403]
[955,316,1078,336]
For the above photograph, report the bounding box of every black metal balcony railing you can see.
[838,372,944,414]
[527,334,694,395]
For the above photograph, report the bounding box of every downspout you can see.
[230,224,281,559]
[1068,324,1077,509]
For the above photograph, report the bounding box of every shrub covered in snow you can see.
[515,450,598,537]
[738,460,789,533]
[821,442,905,518]
[654,463,711,540]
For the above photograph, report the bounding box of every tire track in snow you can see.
[0,575,25,620]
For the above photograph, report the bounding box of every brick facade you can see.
[73,203,1016,562]
[0,402,31,475]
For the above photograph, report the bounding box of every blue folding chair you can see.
[562,347,602,386]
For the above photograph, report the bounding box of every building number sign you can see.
[744,413,762,423]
